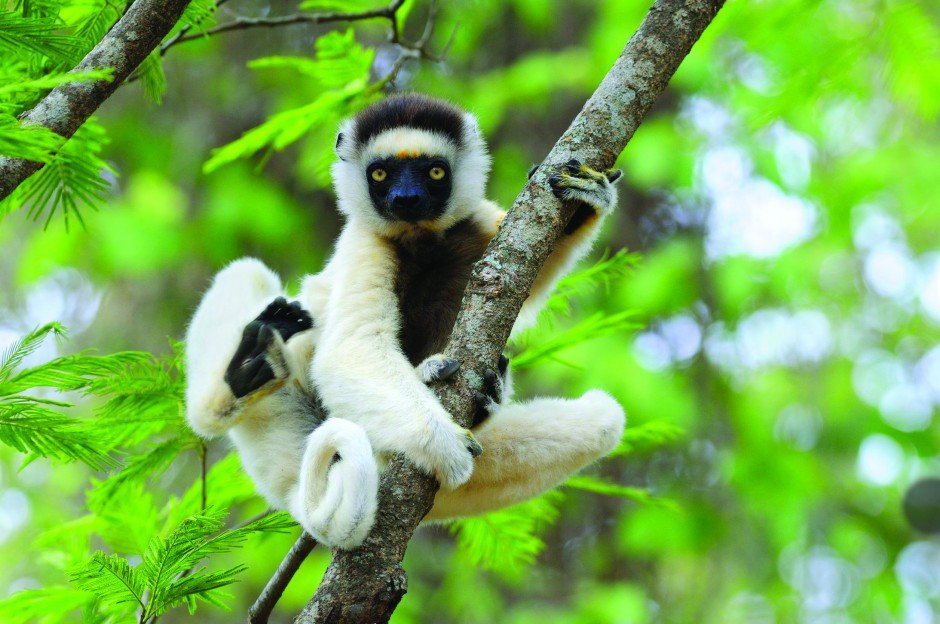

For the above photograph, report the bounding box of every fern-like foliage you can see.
[510,250,641,368]
[449,491,563,577]
[11,118,114,229]
[0,586,94,624]
[70,507,295,621]
[204,29,377,174]
[0,10,80,63]
[565,475,677,509]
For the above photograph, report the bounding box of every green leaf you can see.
[0,586,92,624]
[70,552,147,611]
[136,50,166,104]
[0,322,65,382]
[449,491,563,576]
[565,475,676,509]
[4,117,113,229]
[0,113,64,162]
[0,10,81,63]
[608,420,685,457]
[0,402,116,469]
[0,67,114,97]
[512,310,640,369]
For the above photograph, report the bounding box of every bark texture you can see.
[295,0,725,622]
[0,0,193,200]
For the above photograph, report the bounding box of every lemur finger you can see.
[606,168,623,183]
[498,353,510,377]
[563,158,582,174]
[472,391,492,429]
[527,164,538,179]
[230,320,265,367]
[483,368,501,403]
[224,351,274,398]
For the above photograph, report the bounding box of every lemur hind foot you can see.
[224,297,313,398]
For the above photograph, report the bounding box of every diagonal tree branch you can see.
[295,0,725,622]
[0,0,194,201]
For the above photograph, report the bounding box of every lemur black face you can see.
[366,156,452,223]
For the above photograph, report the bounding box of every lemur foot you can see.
[548,159,622,234]
[224,297,313,398]
[472,354,509,428]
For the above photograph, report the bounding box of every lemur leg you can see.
[185,258,288,438]
[288,417,379,549]
[425,390,625,521]
[515,160,622,333]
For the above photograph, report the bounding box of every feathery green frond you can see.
[137,50,166,104]
[164,452,259,528]
[0,586,92,624]
[512,310,639,369]
[91,436,192,505]
[0,322,65,382]
[5,118,113,230]
[204,30,375,173]
[565,475,677,509]
[450,491,563,576]
[0,10,80,63]
[0,113,64,162]
[70,553,147,611]
[543,249,640,318]
[0,402,115,469]
[609,420,685,457]
[0,67,114,98]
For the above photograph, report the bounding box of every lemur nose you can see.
[392,193,422,209]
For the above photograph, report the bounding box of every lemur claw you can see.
[465,430,483,458]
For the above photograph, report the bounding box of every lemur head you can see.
[332,93,491,237]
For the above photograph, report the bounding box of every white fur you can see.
[184,103,625,548]
[185,259,377,549]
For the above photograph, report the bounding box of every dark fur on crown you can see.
[338,93,467,153]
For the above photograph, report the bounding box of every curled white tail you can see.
[290,418,379,549]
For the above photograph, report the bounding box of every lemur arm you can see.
[478,162,621,334]
[309,219,481,490]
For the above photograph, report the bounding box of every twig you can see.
[248,533,318,624]
[161,0,406,54]
[294,1,727,622]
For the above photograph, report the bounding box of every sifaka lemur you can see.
[184,93,626,549]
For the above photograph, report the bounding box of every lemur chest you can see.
[392,219,490,365]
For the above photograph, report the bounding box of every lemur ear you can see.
[335,132,346,161]
[461,112,484,146]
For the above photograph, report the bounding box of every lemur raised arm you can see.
[184,94,625,549]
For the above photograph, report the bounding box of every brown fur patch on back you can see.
[392,219,492,364]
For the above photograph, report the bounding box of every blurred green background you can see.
[1,0,939,622]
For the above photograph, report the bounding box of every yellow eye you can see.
[429,166,446,181]
[371,168,387,182]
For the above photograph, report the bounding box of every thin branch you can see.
[156,0,233,55]
[248,532,318,624]
[294,0,726,622]
[160,0,407,54]
[0,0,194,200]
